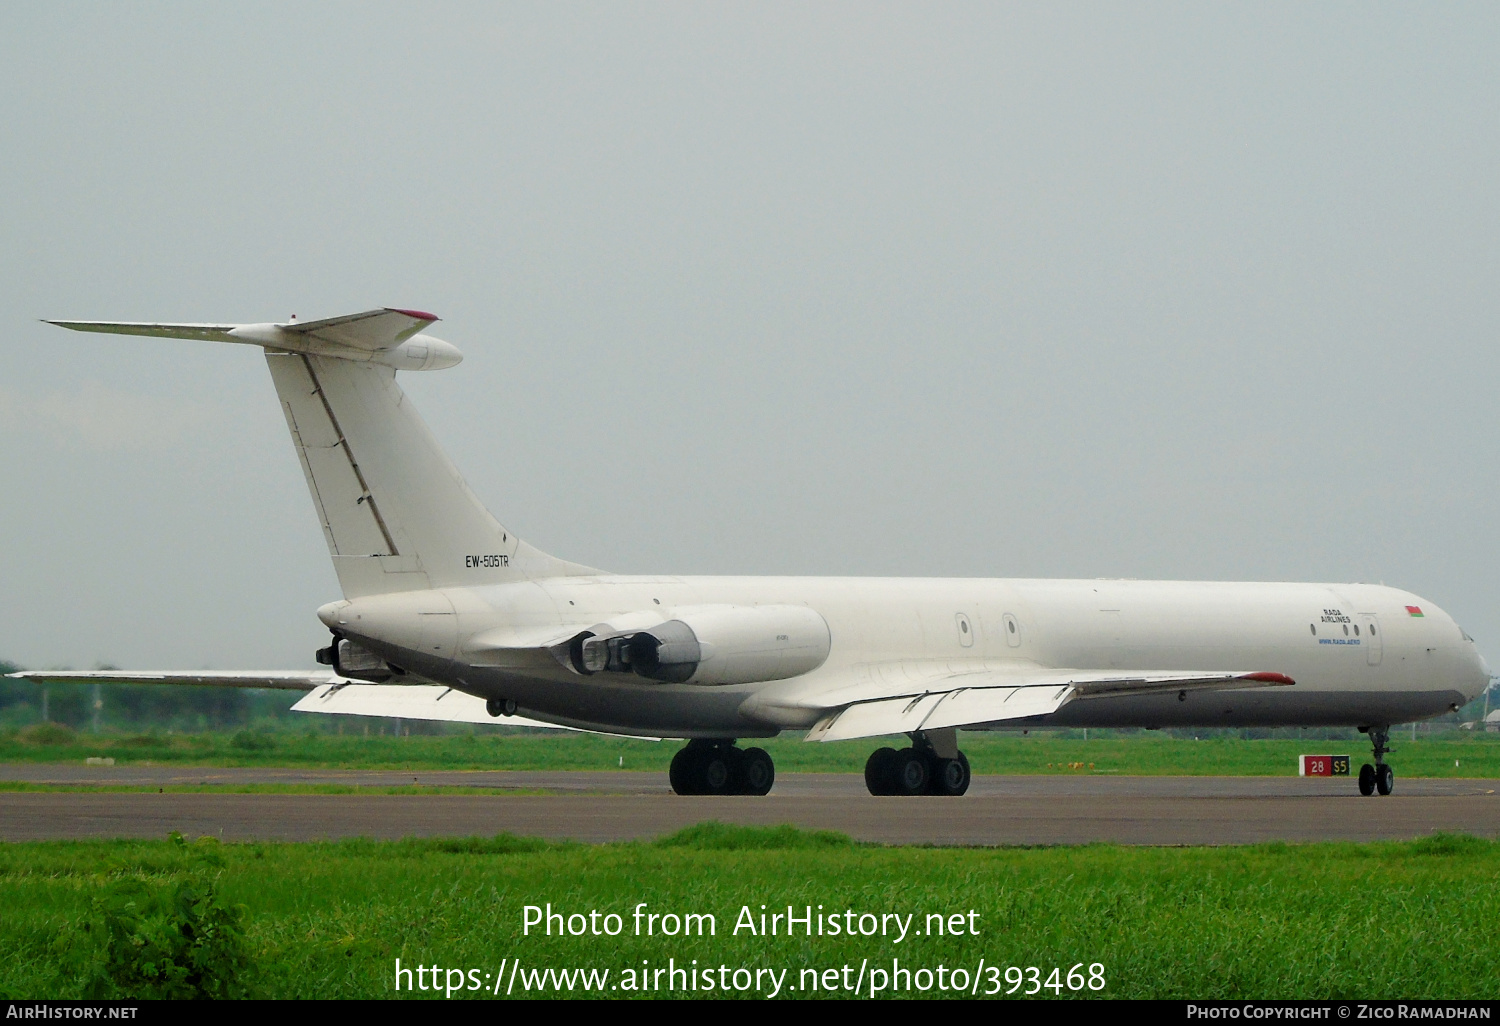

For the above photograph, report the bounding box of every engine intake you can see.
[325,636,394,683]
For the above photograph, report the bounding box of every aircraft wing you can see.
[5,670,580,733]
[7,670,336,691]
[801,666,1294,742]
[291,682,579,731]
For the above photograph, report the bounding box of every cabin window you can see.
[1343,624,1349,636]
[1354,625,1360,636]
[1309,624,1316,635]
[1370,624,1376,635]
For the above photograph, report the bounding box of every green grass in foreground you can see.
[3,725,1499,777]
[2,826,1496,1000]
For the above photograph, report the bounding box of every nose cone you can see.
[1461,639,1490,702]
[1474,651,1492,698]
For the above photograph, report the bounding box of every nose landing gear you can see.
[864,729,970,796]
[1357,725,1394,796]
[668,740,775,796]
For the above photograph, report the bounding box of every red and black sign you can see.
[1299,754,1351,777]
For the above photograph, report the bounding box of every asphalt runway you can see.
[3,765,1497,845]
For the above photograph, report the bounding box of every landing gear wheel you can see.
[669,746,701,795]
[865,748,898,796]
[892,748,929,796]
[1360,725,1394,797]
[739,748,775,796]
[698,747,736,795]
[670,742,771,796]
[931,752,971,796]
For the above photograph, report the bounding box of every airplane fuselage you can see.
[325,576,1488,739]
[42,310,1489,796]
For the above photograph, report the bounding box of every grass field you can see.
[4,724,1499,778]
[3,826,1497,1000]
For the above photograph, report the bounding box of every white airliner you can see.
[12,309,1488,798]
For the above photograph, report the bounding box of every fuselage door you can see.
[1363,614,1382,666]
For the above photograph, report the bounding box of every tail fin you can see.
[47,309,599,597]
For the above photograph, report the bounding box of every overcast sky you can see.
[2,3,1497,672]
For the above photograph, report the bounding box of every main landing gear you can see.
[669,740,775,796]
[864,730,971,796]
[1357,725,1395,797]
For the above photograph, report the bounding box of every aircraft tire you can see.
[1376,763,1394,796]
[669,746,700,795]
[1357,763,1376,796]
[698,746,737,796]
[891,748,929,796]
[739,748,774,796]
[865,748,899,796]
[930,752,971,796]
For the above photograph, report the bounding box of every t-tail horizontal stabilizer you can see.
[45,308,462,371]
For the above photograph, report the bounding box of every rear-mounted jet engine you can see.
[567,604,831,686]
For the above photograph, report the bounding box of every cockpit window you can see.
[1461,628,1474,642]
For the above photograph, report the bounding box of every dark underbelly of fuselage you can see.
[1038,688,1463,729]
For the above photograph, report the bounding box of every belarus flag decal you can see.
[1405,605,1425,617]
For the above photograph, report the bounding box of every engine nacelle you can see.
[572,604,831,686]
